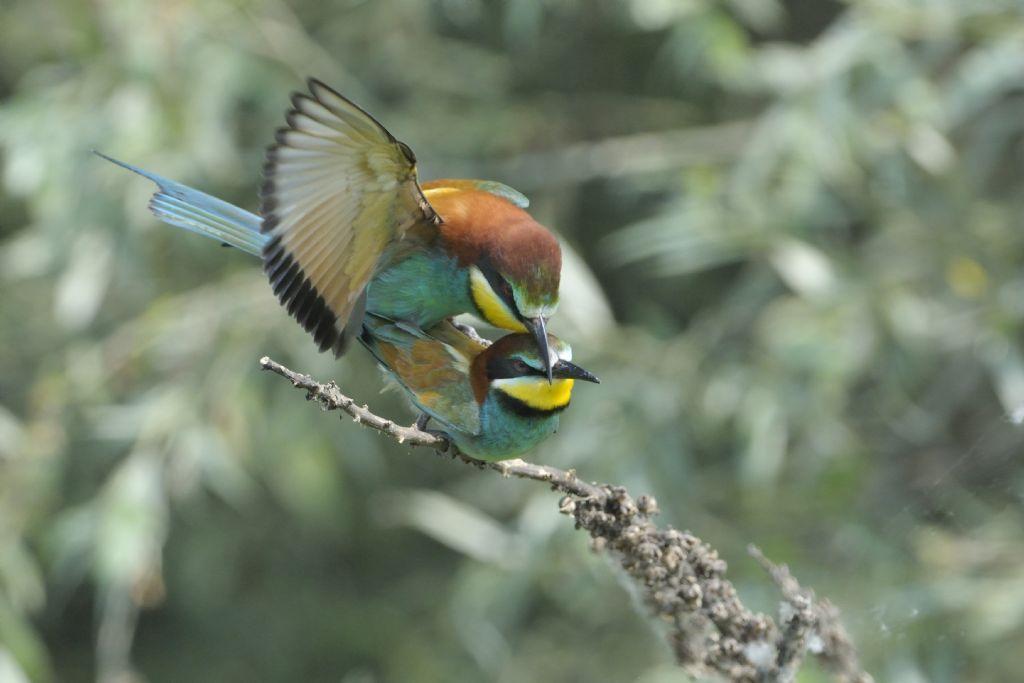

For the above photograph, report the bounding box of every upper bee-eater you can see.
[99,78,563,377]
[359,315,599,460]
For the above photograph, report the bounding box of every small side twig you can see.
[259,355,872,683]
[749,546,873,683]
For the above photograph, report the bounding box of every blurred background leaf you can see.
[1,0,1023,681]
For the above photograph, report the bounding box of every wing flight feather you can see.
[360,318,485,435]
[261,78,437,356]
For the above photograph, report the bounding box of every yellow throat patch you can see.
[469,266,528,332]
[494,377,574,411]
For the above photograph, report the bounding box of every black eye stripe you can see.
[487,357,545,380]
[478,264,517,310]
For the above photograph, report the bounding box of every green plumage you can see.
[359,315,577,460]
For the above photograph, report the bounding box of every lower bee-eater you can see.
[359,315,599,460]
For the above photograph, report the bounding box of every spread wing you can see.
[261,78,438,356]
[361,317,485,435]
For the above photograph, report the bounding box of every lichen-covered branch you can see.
[259,356,872,683]
[749,546,872,683]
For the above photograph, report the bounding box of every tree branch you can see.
[259,355,873,683]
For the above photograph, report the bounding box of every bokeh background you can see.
[3,1,1024,681]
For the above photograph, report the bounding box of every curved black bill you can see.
[525,316,554,382]
[552,360,600,384]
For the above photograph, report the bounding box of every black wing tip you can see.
[272,127,292,147]
[258,118,294,226]
[261,248,346,356]
[260,178,278,212]
[259,137,286,230]
[260,176,278,213]
[262,145,281,181]
[331,329,352,357]
[258,173,279,232]
[260,131,288,191]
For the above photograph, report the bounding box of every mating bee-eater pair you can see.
[101,78,598,459]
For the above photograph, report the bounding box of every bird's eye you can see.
[498,279,513,299]
[511,359,531,374]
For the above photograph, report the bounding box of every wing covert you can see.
[361,318,484,435]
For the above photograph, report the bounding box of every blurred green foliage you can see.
[2,0,1024,681]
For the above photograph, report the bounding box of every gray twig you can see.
[259,355,871,683]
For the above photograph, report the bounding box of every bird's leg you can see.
[414,412,431,431]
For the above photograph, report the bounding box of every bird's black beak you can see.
[552,360,600,384]
[525,316,554,383]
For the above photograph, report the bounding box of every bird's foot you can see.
[425,429,450,452]
[450,319,490,346]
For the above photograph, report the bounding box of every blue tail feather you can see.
[95,151,268,256]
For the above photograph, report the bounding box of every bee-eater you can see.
[359,315,599,460]
[98,78,563,377]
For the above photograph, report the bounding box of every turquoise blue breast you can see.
[450,396,561,461]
